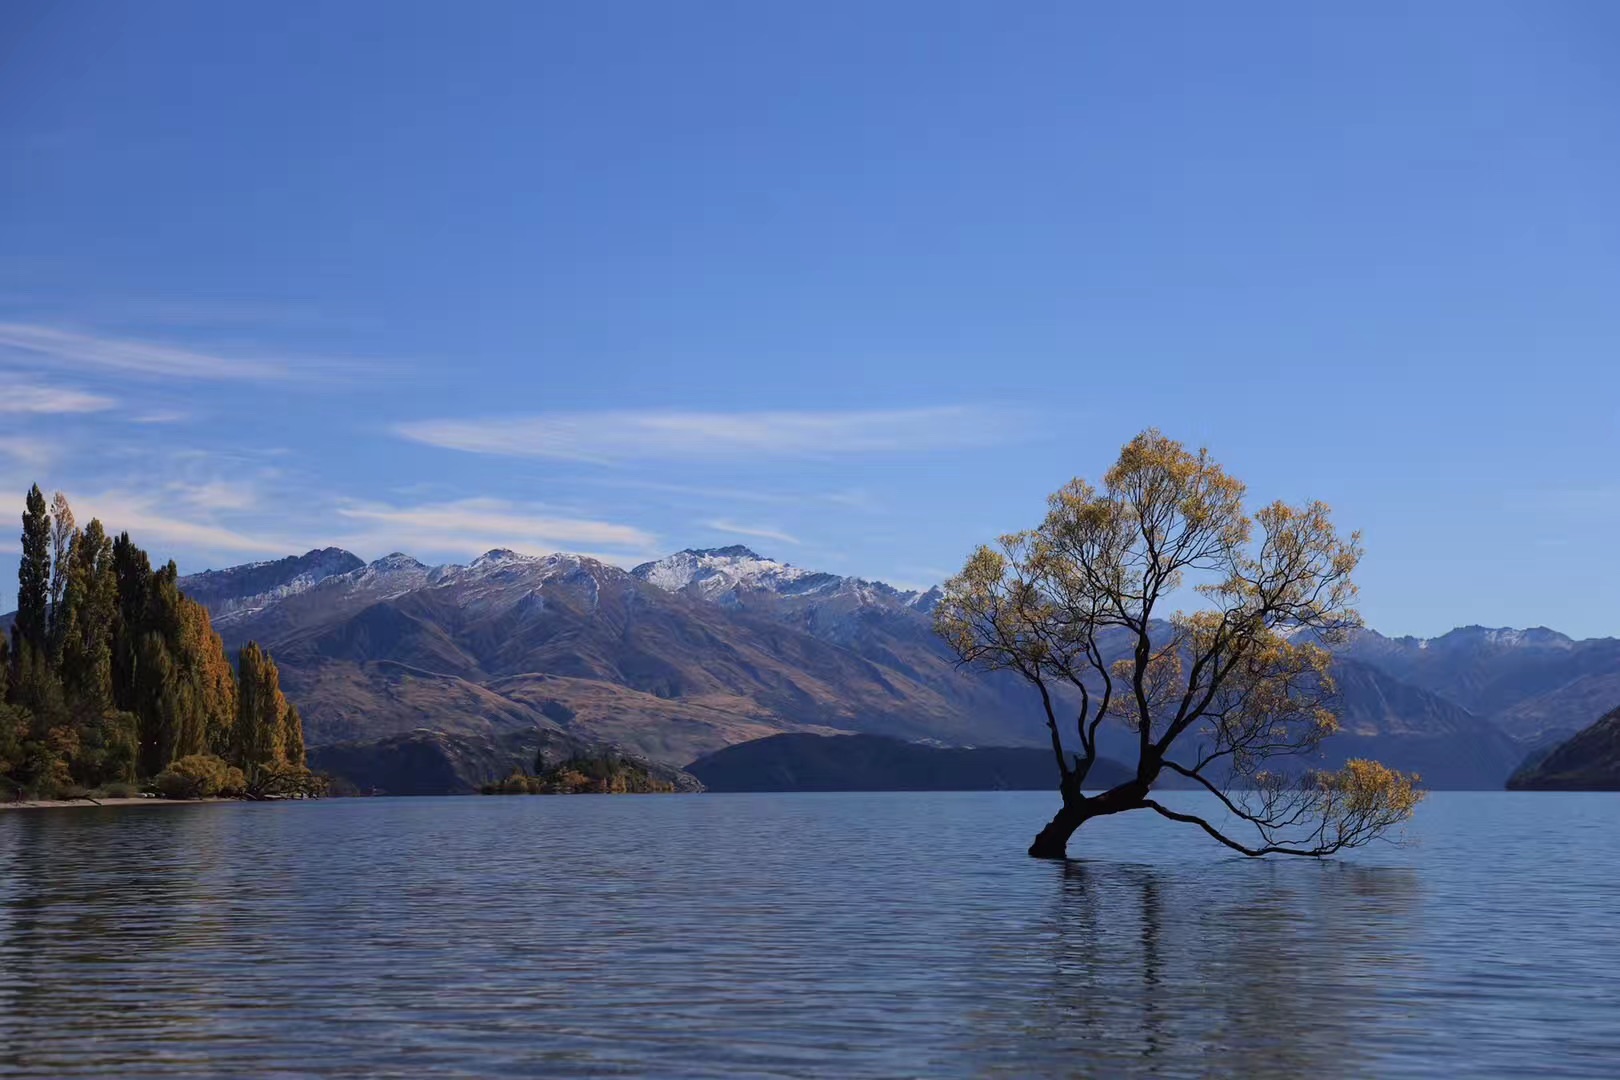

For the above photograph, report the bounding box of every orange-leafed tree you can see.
[935,430,1422,859]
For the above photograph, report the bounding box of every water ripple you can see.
[0,792,1615,1077]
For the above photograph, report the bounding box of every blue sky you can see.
[2,1,1618,637]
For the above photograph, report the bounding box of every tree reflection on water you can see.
[958,857,1423,1076]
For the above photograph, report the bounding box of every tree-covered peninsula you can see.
[482,751,677,795]
[2,485,318,801]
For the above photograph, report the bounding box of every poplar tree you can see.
[58,520,116,716]
[282,702,306,767]
[47,491,75,659]
[17,485,50,653]
[110,532,153,716]
[4,490,310,795]
[234,642,285,767]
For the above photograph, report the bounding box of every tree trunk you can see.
[1029,796,1088,859]
[1028,778,1151,859]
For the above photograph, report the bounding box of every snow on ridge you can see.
[1372,624,1579,651]
[632,546,817,600]
[184,547,366,621]
[200,540,947,625]
[1422,625,1575,649]
[631,547,940,610]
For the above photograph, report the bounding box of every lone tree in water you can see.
[935,430,1421,859]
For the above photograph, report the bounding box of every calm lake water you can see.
[0,791,1615,1078]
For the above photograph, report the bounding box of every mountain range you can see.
[1507,705,1620,790]
[163,543,1620,793]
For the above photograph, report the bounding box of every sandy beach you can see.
[0,797,232,812]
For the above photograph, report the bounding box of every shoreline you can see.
[0,796,234,812]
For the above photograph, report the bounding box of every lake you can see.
[0,791,1615,1077]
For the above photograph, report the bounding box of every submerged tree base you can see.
[1028,822,1078,860]
[1025,761,1424,860]
[1027,781,1150,859]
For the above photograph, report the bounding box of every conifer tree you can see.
[110,532,153,716]
[17,485,50,653]
[58,520,116,717]
[132,630,174,777]
[11,640,72,793]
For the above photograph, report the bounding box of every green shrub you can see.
[153,754,246,800]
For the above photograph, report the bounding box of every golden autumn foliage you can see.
[481,754,676,795]
[935,429,1423,858]
[5,488,314,799]
[154,754,248,800]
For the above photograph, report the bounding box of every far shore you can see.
[0,796,234,812]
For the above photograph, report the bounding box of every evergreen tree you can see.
[58,520,116,717]
[132,630,174,777]
[11,641,64,740]
[11,640,73,795]
[0,702,24,787]
[16,485,50,653]
[0,635,18,786]
[109,531,153,728]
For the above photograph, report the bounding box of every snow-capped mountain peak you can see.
[631,546,938,612]
[1365,625,1579,653]
[470,547,534,567]
[369,552,427,572]
[631,547,819,602]
[178,547,365,620]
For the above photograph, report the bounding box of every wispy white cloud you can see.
[704,520,801,546]
[1,449,297,567]
[332,498,658,560]
[0,436,54,467]
[128,409,189,424]
[0,322,283,380]
[0,380,116,414]
[587,476,879,511]
[68,490,292,556]
[171,479,260,513]
[0,322,343,381]
[393,406,1022,463]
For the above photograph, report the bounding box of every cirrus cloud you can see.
[332,498,659,562]
[0,321,373,383]
[392,406,1023,463]
[704,520,800,546]
[0,322,288,380]
[0,380,116,414]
